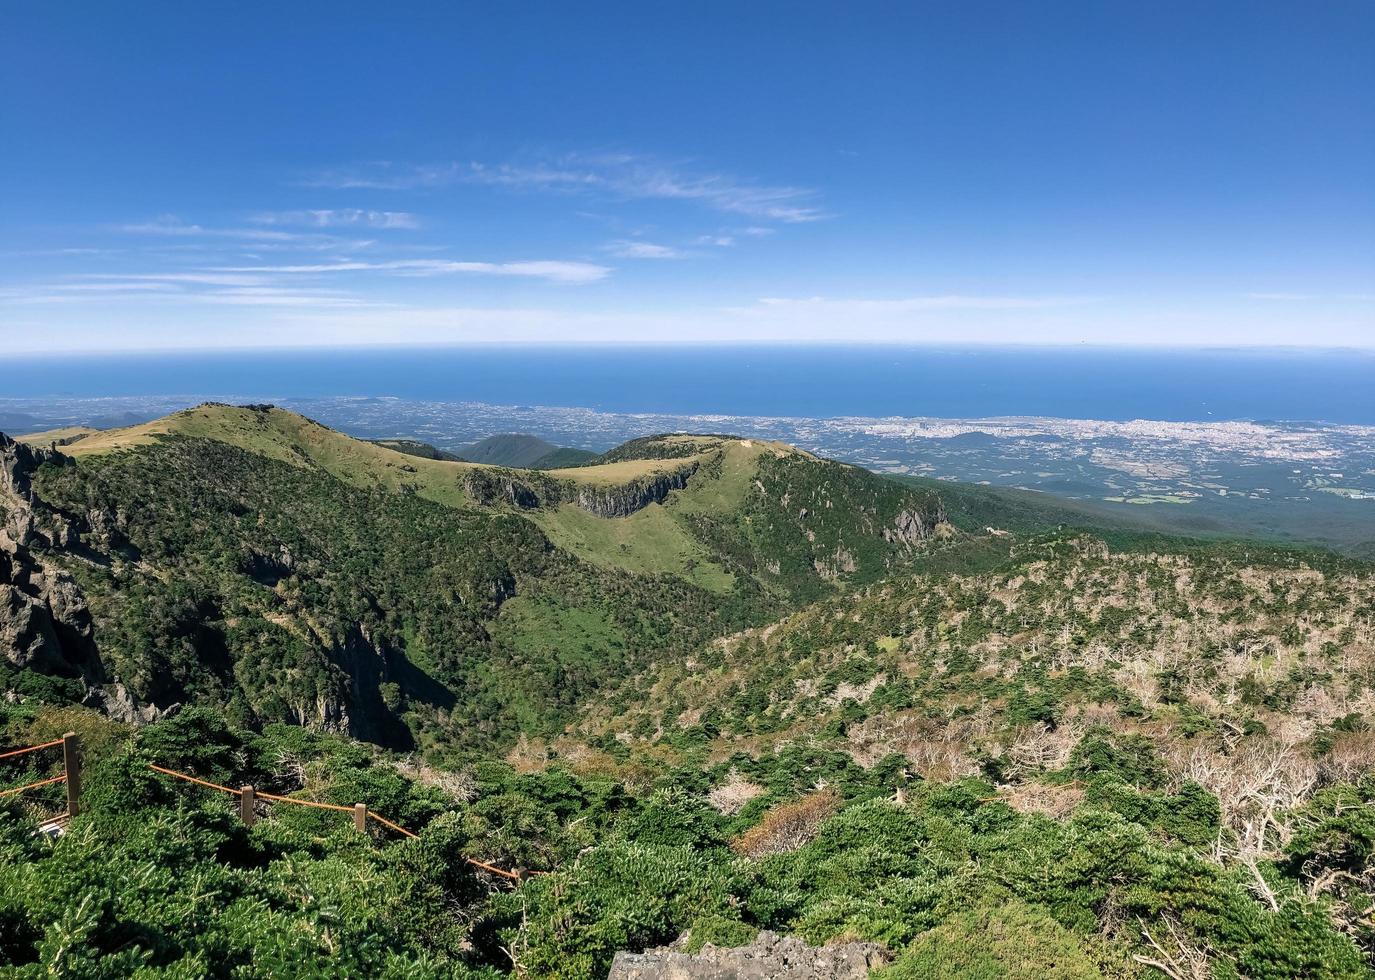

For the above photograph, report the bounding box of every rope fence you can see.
[0,738,65,762]
[6,736,534,883]
[0,733,81,818]
[0,774,66,799]
[148,762,525,882]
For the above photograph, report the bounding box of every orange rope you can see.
[0,739,64,762]
[148,764,238,794]
[367,812,419,839]
[465,857,522,881]
[0,774,66,798]
[255,790,355,813]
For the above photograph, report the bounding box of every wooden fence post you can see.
[354,802,368,833]
[240,785,256,826]
[62,732,80,819]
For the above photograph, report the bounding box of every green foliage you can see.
[875,899,1108,979]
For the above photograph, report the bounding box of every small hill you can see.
[456,433,596,469]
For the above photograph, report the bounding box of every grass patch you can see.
[535,503,735,592]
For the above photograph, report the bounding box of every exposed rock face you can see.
[883,503,946,550]
[572,463,698,518]
[0,433,98,677]
[463,469,548,509]
[608,931,888,980]
[462,460,700,518]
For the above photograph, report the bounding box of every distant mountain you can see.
[455,432,597,469]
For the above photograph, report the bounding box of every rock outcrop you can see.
[572,462,698,518]
[882,502,946,550]
[463,468,549,509]
[0,433,98,677]
[608,931,888,980]
[462,460,699,518]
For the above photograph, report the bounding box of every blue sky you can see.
[2,1,1372,351]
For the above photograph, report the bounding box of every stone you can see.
[607,930,888,980]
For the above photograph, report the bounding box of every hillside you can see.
[1,405,948,753]
[574,534,1375,770]
[15,426,99,447]
[5,531,1373,978]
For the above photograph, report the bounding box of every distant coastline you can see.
[4,344,1374,424]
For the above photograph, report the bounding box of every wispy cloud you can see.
[604,240,682,259]
[250,209,420,229]
[305,153,827,223]
[82,272,271,287]
[301,162,463,191]
[213,258,611,284]
[118,215,376,251]
[121,215,297,240]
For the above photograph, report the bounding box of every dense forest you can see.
[3,408,1373,978]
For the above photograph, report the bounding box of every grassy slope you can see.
[529,439,798,590]
[17,426,99,446]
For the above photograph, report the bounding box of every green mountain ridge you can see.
[0,405,949,754]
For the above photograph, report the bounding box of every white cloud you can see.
[306,154,827,223]
[604,240,682,259]
[118,215,377,252]
[694,235,734,247]
[250,209,420,229]
[213,258,611,284]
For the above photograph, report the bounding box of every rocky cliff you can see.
[569,462,698,518]
[463,461,699,517]
[0,433,100,680]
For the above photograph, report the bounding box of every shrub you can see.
[731,789,840,858]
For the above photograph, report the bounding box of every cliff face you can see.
[463,461,699,517]
[0,433,99,679]
[883,502,948,550]
[570,463,698,518]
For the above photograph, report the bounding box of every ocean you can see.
[4,345,1373,424]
